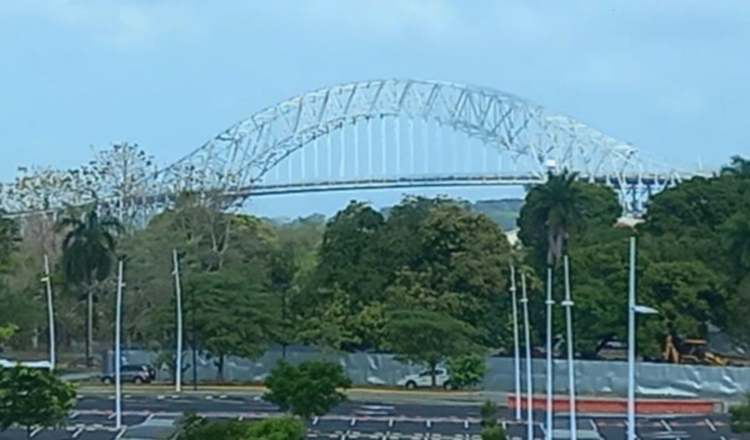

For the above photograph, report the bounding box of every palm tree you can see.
[721,155,750,177]
[723,213,750,278]
[58,207,122,366]
[534,170,584,266]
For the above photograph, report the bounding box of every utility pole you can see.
[521,272,534,440]
[628,237,636,440]
[192,287,198,391]
[42,255,55,371]
[114,259,124,430]
[562,256,577,440]
[545,267,554,440]
[626,237,658,440]
[510,265,521,420]
[172,249,183,393]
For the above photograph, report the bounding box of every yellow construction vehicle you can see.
[663,334,728,366]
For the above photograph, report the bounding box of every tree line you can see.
[1,144,749,378]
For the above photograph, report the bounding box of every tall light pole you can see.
[42,255,55,371]
[562,256,577,440]
[627,237,658,440]
[114,259,124,430]
[510,265,522,420]
[521,272,534,440]
[545,267,554,440]
[172,249,183,393]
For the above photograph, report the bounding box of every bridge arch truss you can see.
[156,79,684,213]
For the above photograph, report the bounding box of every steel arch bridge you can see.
[3,79,696,218]
[153,79,686,213]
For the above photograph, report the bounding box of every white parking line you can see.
[705,418,717,432]
[114,426,127,440]
[660,419,672,431]
[589,419,598,431]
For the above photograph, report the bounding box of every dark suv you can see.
[101,364,156,384]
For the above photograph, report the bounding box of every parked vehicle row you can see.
[101,364,156,384]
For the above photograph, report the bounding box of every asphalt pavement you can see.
[0,392,746,439]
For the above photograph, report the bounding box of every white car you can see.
[397,368,452,389]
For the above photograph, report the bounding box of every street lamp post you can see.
[192,288,198,391]
[510,265,522,420]
[172,249,183,393]
[545,267,554,440]
[42,255,55,371]
[521,272,534,440]
[114,259,124,430]
[562,256,577,440]
[627,237,658,440]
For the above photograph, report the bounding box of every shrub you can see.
[247,417,305,439]
[447,354,487,389]
[481,424,507,440]
[0,366,76,438]
[731,394,750,432]
[177,414,304,440]
[177,415,249,440]
[480,400,500,428]
[264,360,351,419]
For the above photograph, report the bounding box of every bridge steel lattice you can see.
[2,79,694,218]
[153,79,686,214]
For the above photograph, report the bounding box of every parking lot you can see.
[0,393,745,439]
[0,414,744,440]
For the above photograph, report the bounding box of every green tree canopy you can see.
[116,194,283,379]
[518,172,620,269]
[186,269,277,380]
[722,212,750,278]
[0,367,76,439]
[385,309,482,386]
[721,155,750,177]
[298,197,512,351]
[642,174,750,237]
[57,207,122,366]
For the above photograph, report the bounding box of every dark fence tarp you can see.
[105,346,750,399]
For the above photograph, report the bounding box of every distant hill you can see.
[267,199,523,231]
[468,199,523,231]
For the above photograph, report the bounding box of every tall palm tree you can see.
[534,170,584,266]
[58,207,122,366]
[721,155,750,177]
[723,213,750,278]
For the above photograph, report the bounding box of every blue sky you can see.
[1,1,748,217]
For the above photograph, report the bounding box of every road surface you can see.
[0,392,742,439]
